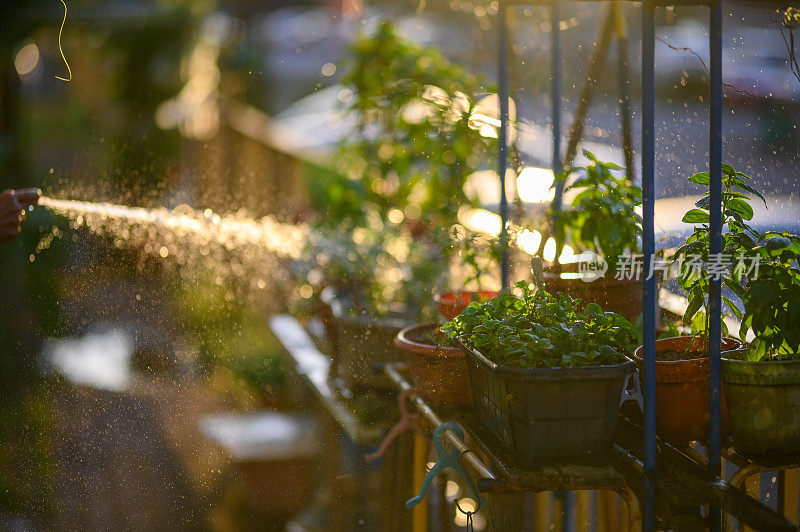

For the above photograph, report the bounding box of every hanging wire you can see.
[654,35,756,98]
[55,0,72,81]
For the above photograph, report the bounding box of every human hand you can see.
[1,188,41,244]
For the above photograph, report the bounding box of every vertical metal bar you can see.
[708,1,724,530]
[551,0,564,210]
[497,0,511,289]
[641,0,657,530]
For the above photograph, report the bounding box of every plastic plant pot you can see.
[434,290,499,321]
[395,322,472,406]
[632,335,743,444]
[722,357,800,455]
[320,287,410,390]
[542,265,651,324]
[458,339,635,463]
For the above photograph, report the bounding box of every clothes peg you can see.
[365,389,424,463]
[405,422,488,509]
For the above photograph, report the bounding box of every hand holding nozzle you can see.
[0,188,41,244]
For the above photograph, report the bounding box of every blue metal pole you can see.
[708,1,724,529]
[497,0,510,289]
[551,0,564,211]
[641,0,657,530]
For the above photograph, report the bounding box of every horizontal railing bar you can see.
[383,363,498,487]
[616,420,797,531]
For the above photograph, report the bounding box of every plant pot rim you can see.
[457,338,634,378]
[395,322,464,357]
[721,356,800,366]
[434,290,500,303]
[633,335,744,365]
[543,263,663,286]
[542,272,643,286]
[722,355,800,385]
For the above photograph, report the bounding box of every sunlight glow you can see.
[469,94,516,143]
[458,208,502,236]
[543,237,556,262]
[516,167,555,203]
[558,244,576,264]
[15,43,40,77]
[516,229,542,255]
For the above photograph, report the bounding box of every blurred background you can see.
[0,0,798,530]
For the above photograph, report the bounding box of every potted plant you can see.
[549,151,646,321]
[442,281,636,463]
[434,228,500,320]
[635,164,757,443]
[304,22,498,391]
[308,225,442,391]
[722,231,800,454]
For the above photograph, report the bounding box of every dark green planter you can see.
[320,288,411,390]
[721,357,800,455]
[458,339,635,463]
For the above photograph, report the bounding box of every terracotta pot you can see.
[434,290,499,321]
[395,322,472,406]
[633,336,742,444]
[542,264,660,323]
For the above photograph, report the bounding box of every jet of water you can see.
[38,196,307,260]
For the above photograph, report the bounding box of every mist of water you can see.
[36,196,311,308]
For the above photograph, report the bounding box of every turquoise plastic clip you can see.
[405,422,488,509]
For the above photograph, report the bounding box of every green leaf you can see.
[726,198,754,221]
[684,290,705,325]
[766,235,792,251]
[723,296,743,320]
[721,163,736,176]
[682,209,710,224]
[688,172,710,185]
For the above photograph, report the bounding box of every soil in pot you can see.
[633,335,742,444]
[434,290,499,321]
[722,357,800,455]
[395,322,472,406]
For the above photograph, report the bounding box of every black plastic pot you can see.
[320,287,411,390]
[458,339,635,463]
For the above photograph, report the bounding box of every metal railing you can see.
[492,1,789,530]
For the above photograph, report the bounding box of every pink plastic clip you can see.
[365,389,425,462]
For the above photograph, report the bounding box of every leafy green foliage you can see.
[304,21,501,319]
[304,223,450,320]
[330,20,496,230]
[739,232,800,360]
[673,163,764,335]
[229,350,288,391]
[442,281,636,368]
[553,151,641,272]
